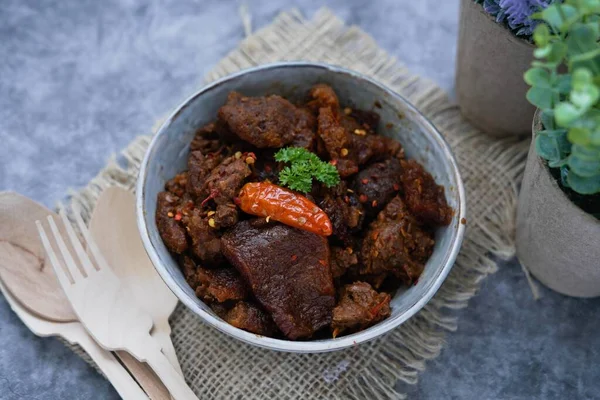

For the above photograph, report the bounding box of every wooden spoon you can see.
[89,187,182,376]
[0,191,171,400]
[0,192,75,321]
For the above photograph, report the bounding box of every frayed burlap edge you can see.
[61,8,529,399]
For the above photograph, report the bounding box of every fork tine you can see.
[71,202,111,272]
[47,215,84,281]
[58,207,97,276]
[35,220,74,287]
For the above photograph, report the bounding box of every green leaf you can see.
[548,158,569,168]
[555,74,572,94]
[541,110,556,130]
[555,102,583,126]
[525,68,551,87]
[534,45,553,59]
[566,24,597,57]
[569,151,600,177]
[568,126,592,145]
[313,162,340,187]
[536,133,562,161]
[567,169,600,194]
[526,86,554,110]
[275,147,340,192]
[571,84,600,109]
[569,48,600,74]
[533,24,551,47]
[278,164,313,193]
[590,128,600,145]
[546,42,568,64]
[540,5,577,30]
[572,143,600,160]
[547,129,572,156]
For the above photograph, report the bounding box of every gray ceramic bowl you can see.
[136,62,466,353]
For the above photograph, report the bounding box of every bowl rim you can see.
[136,61,466,353]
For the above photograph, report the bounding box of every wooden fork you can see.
[35,207,198,400]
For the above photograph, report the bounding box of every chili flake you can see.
[174,213,182,221]
[291,254,298,261]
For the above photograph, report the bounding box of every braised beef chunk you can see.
[190,122,222,154]
[290,108,317,150]
[185,209,223,266]
[214,203,238,228]
[348,109,380,132]
[187,150,223,198]
[353,158,403,216]
[156,192,188,253]
[330,247,359,279]
[181,255,199,289]
[221,221,335,339]
[401,160,452,226]
[201,156,251,205]
[316,107,359,178]
[218,92,315,148]
[318,193,363,245]
[225,301,277,336]
[195,267,248,303]
[332,282,391,335]
[312,84,395,176]
[361,196,434,284]
[165,173,188,198]
[308,84,340,111]
[156,85,453,340]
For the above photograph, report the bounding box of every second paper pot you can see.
[516,113,600,298]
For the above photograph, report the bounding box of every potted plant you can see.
[456,0,556,136]
[517,0,600,297]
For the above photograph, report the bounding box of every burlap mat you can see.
[65,8,530,399]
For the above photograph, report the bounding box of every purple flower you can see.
[476,0,556,37]
[500,0,552,34]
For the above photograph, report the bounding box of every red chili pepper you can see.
[237,182,333,236]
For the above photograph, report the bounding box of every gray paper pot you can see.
[456,0,535,136]
[516,113,600,298]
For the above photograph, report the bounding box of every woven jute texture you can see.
[65,8,530,399]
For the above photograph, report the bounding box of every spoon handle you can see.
[64,324,149,400]
[116,351,172,400]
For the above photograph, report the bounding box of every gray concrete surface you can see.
[1,0,598,399]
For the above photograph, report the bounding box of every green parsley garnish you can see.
[274,147,340,192]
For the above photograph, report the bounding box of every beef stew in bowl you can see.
[137,62,465,353]
[154,84,452,341]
